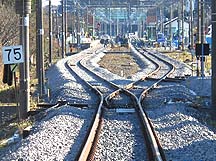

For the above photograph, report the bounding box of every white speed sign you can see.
[2,45,24,64]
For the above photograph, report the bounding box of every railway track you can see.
[1,42,215,161]
[72,64,150,160]
[0,44,176,161]
[65,44,177,160]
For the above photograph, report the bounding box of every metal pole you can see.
[86,7,88,33]
[61,0,65,58]
[36,3,40,80]
[110,3,112,36]
[77,3,80,47]
[211,0,216,107]
[141,20,144,38]
[15,0,31,119]
[105,21,107,34]
[56,9,60,57]
[37,0,45,96]
[64,0,67,54]
[178,2,181,50]
[116,20,117,36]
[93,10,95,36]
[48,0,52,65]
[169,2,173,51]
[128,2,131,33]
[190,0,194,48]
[19,15,26,118]
[200,0,205,77]
[195,0,201,76]
[198,0,201,43]
[23,12,30,114]
[189,0,194,74]
[160,7,163,33]
[181,0,184,50]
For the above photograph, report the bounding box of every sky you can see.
[42,0,61,7]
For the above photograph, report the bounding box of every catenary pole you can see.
[77,3,80,47]
[64,0,67,54]
[181,0,184,50]
[61,0,65,58]
[49,0,52,65]
[200,0,205,77]
[190,0,194,48]
[177,1,181,50]
[36,0,45,97]
[23,8,30,115]
[169,1,173,51]
[211,0,216,107]
[19,16,24,120]
[15,0,31,118]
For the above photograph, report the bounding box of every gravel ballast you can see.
[0,105,94,160]
[94,112,148,161]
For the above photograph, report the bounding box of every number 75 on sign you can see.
[2,45,24,64]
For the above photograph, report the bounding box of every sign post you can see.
[2,45,23,121]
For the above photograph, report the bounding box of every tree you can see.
[0,3,19,46]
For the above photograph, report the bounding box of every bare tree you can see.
[0,3,19,46]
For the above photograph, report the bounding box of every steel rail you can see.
[79,53,123,106]
[103,46,172,161]
[67,48,123,161]
[136,47,175,161]
[78,49,155,160]
[104,79,164,161]
[89,47,167,160]
[65,57,104,161]
[138,49,176,101]
[124,47,161,90]
[72,45,174,161]
[119,44,176,161]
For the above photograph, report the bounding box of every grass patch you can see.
[0,119,33,148]
[98,53,140,78]
[0,87,16,104]
[161,51,211,75]
[164,51,193,63]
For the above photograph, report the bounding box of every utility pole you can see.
[93,10,95,36]
[211,0,216,107]
[49,0,52,65]
[128,2,131,33]
[200,0,205,77]
[55,9,60,57]
[86,7,88,33]
[181,0,184,50]
[15,0,31,119]
[169,1,173,51]
[18,16,23,120]
[197,0,202,43]
[64,0,67,54]
[36,0,45,97]
[110,2,112,36]
[178,1,181,50]
[201,2,205,39]
[61,0,65,58]
[160,6,164,33]
[190,0,194,48]
[76,2,81,47]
